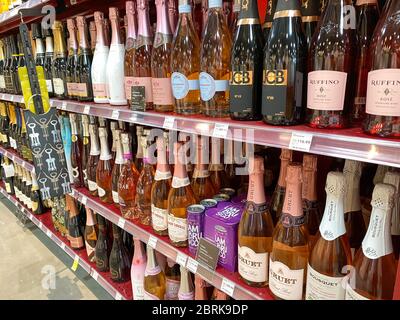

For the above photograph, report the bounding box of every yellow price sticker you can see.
[71,256,80,272]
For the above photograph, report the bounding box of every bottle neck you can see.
[138,5,152,37]
[282,180,303,217]
[112,224,121,240]
[277,159,290,188]
[35,38,45,55]
[68,27,78,52]
[95,19,108,47]
[146,246,161,274]
[115,137,125,165]
[78,21,90,50]
[302,169,317,201]
[127,10,137,40]
[133,239,145,259]
[319,192,346,241]
[344,172,361,213]
[110,18,122,45]
[156,1,172,34]
[156,142,170,173]
[99,132,112,160]
[122,141,133,161]
[356,0,377,5]
[82,121,89,137]
[70,117,78,136]
[45,36,54,53]
[53,28,67,57]
[179,268,193,294]
[275,0,302,14]
[89,125,100,156]
[86,208,96,226]
[238,0,260,20]
[173,158,188,179]
[247,171,266,204]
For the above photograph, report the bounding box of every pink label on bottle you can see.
[67,82,77,96]
[125,76,134,100]
[366,69,400,117]
[93,83,107,99]
[178,291,194,300]
[143,290,161,300]
[152,77,173,105]
[307,71,347,111]
[132,77,153,103]
[356,0,377,5]
[76,83,88,97]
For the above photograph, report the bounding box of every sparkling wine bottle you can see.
[171,0,201,115]
[363,0,400,137]
[96,127,114,203]
[131,238,147,300]
[178,267,194,300]
[151,0,174,112]
[87,120,100,196]
[124,1,137,106]
[32,23,45,69]
[165,259,180,300]
[352,0,380,126]
[84,207,98,262]
[306,172,352,300]
[66,19,78,100]
[81,115,90,189]
[151,136,172,235]
[111,129,124,206]
[238,156,274,287]
[43,27,54,97]
[199,0,232,117]
[307,0,357,129]
[31,172,44,215]
[52,21,68,99]
[69,114,84,187]
[110,121,118,162]
[269,163,310,300]
[144,245,166,299]
[230,0,263,121]
[301,0,322,48]
[95,214,111,272]
[89,21,96,52]
[109,224,131,282]
[66,195,85,249]
[262,0,307,126]
[194,275,208,300]
[346,183,397,300]
[262,0,276,40]
[135,126,144,172]
[168,0,179,33]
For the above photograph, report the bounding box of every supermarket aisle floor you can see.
[0,197,112,300]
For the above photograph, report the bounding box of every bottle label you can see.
[153,33,172,48]
[307,71,347,111]
[193,169,210,178]
[3,164,15,178]
[281,213,305,228]
[208,0,222,9]
[262,69,288,115]
[143,290,161,300]
[133,278,145,300]
[125,76,134,100]
[269,259,304,300]
[238,246,269,283]
[132,77,153,103]
[319,196,346,241]
[98,186,106,197]
[229,70,255,112]
[5,182,11,193]
[70,236,84,248]
[154,170,172,181]
[178,4,191,13]
[152,78,174,105]
[168,214,188,242]
[366,69,400,117]
[305,264,346,300]
[88,180,97,191]
[356,0,377,5]
[66,82,77,96]
[46,79,53,93]
[172,176,190,188]
[245,201,268,214]
[171,72,199,99]
[136,35,153,49]
[0,75,5,89]
[199,72,229,102]
[100,153,112,161]
[178,291,194,300]
[345,285,369,300]
[145,266,162,276]
[166,278,180,300]
[93,83,108,99]
[53,78,65,95]
[151,204,168,232]
[112,190,119,204]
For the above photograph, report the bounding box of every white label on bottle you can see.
[305,264,346,300]
[144,290,161,300]
[163,116,175,129]
[0,75,5,89]
[151,204,168,232]
[88,180,97,192]
[366,69,400,117]
[3,164,15,178]
[208,0,223,9]
[289,132,313,152]
[97,187,106,197]
[238,246,269,283]
[361,208,392,259]
[5,183,11,193]
[53,78,65,95]
[307,71,347,111]
[269,259,304,300]
[199,72,216,101]
[171,72,192,99]
[178,4,191,13]
[172,177,190,188]
[9,137,16,149]
[168,214,188,242]
[46,79,53,93]
[345,285,369,300]
[213,123,229,139]
[133,278,145,300]
[154,170,172,181]
[112,190,119,204]
[148,235,158,249]
[319,196,346,241]
[166,278,180,300]
[220,278,235,297]
[176,252,188,267]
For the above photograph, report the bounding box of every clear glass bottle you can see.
[124,1,137,106]
[165,258,181,300]
[131,238,147,300]
[52,21,68,99]
[87,120,100,196]
[95,214,111,272]
[96,127,114,204]
[109,224,131,282]
[111,129,124,206]
[143,245,166,299]
[178,266,194,300]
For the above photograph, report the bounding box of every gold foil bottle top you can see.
[280,148,292,161]
[121,132,130,145]
[52,20,63,30]
[325,171,346,197]
[374,165,390,185]
[286,163,302,184]
[248,156,264,175]
[136,125,144,135]
[371,183,395,210]
[343,159,362,178]
[109,7,119,20]
[94,11,104,23]
[303,154,317,171]
[383,171,400,194]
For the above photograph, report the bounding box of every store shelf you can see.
[0,185,132,300]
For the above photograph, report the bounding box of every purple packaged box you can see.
[203,203,244,272]
[231,194,247,205]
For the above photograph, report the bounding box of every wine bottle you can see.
[306,172,352,300]
[171,0,201,115]
[199,0,232,117]
[96,127,114,204]
[352,0,380,126]
[111,129,124,206]
[89,21,96,52]
[165,259,180,300]
[269,163,310,300]
[269,149,292,224]
[136,135,155,225]
[151,136,172,235]
[302,154,321,242]
[238,156,274,287]
[151,0,174,113]
[80,115,90,189]
[87,120,100,196]
[66,19,79,100]
[2,157,15,195]
[32,23,45,68]
[25,170,33,210]
[52,21,68,99]
[301,0,322,48]
[124,1,137,106]
[109,224,131,282]
[168,0,179,33]
[76,16,94,102]
[3,37,10,94]
[9,35,20,94]
[168,142,198,247]
[31,172,44,215]
[131,238,146,300]
[230,0,263,121]
[262,0,307,126]
[66,195,85,249]
[144,245,166,299]
[84,207,98,262]
[69,114,84,187]
[346,183,397,300]
[110,121,118,162]
[343,160,366,257]
[363,0,400,137]
[92,12,109,104]
[194,275,208,300]
[43,27,54,97]
[118,132,140,219]
[0,102,9,148]
[178,267,194,300]
[307,0,357,129]
[95,214,111,272]
[106,7,127,105]
[0,39,5,93]
[262,0,276,40]
[382,172,400,260]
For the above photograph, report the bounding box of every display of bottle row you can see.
[1,108,399,300]
[0,0,398,137]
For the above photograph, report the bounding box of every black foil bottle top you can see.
[276,0,302,12]
[238,0,260,20]
[301,0,322,16]
[265,0,278,23]
[31,23,43,40]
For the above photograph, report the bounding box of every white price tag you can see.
[60,242,66,250]
[117,217,126,229]
[213,123,229,139]
[0,93,4,99]
[186,257,198,274]
[38,221,43,229]
[111,110,120,120]
[130,114,138,122]
[115,292,123,300]
[220,278,235,297]
[10,154,14,161]
[83,105,91,114]
[289,132,313,152]
[10,95,14,102]
[27,213,33,220]
[147,235,158,249]
[61,101,67,110]
[81,195,88,206]
[163,116,175,129]
[90,269,99,281]
[46,229,52,238]
[176,252,188,267]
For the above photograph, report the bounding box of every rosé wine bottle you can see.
[124,1,137,106]
[131,238,147,300]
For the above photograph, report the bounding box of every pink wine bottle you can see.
[130,238,147,300]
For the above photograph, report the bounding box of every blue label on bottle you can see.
[200,72,216,102]
[171,72,190,99]
[178,4,191,13]
[208,0,222,9]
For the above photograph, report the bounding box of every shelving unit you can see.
[0,185,132,300]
